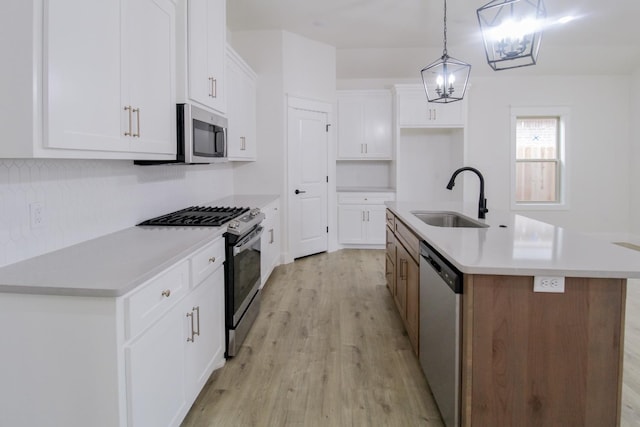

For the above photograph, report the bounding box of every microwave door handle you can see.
[233,226,264,256]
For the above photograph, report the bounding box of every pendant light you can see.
[477,0,546,71]
[421,0,471,104]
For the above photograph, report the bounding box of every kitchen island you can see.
[386,201,640,427]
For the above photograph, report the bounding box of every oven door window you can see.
[233,239,261,315]
[193,119,224,158]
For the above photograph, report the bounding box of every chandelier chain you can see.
[442,0,448,56]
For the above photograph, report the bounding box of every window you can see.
[511,107,569,209]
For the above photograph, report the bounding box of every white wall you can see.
[631,68,640,238]
[338,74,632,236]
[0,160,233,267]
[230,30,337,259]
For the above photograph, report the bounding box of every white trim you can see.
[510,106,571,212]
[287,95,333,114]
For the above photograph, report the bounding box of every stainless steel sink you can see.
[412,211,489,228]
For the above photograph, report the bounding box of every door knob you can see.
[294,189,306,194]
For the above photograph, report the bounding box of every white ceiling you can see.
[228,0,640,53]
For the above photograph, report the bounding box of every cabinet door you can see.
[397,90,463,127]
[362,93,392,158]
[337,91,392,159]
[126,305,187,427]
[44,0,126,152]
[185,267,225,400]
[338,205,366,244]
[260,201,281,286]
[365,205,387,244]
[188,0,226,113]
[337,97,364,158]
[124,0,176,154]
[395,243,409,317]
[405,256,420,356]
[385,252,395,295]
[226,51,257,161]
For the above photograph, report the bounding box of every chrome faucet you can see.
[446,167,489,219]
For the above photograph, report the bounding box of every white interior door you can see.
[288,106,328,259]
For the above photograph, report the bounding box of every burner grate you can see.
[138,206,250,227]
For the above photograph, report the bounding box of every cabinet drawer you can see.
[395,219,419,262]
[125,261,189,340]
[386,209,395,229]
[191,237,225,287]
[338,192,395,205]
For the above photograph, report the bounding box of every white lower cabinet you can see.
[126,303,188,427]
[337,192,395,245]
[0,237,226,427]
[260,198,281,287]
[184,267,225,399]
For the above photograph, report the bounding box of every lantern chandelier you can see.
[477,0,547,70]
[421,0,471,103]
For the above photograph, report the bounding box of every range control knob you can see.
[228,220,240,229]
[250,208,260,217]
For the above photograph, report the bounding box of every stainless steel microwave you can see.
[135,103,227,165]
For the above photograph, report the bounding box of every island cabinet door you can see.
[461,275,626,427]
[404,256,419,356]
[385,227,396,294]
[394,243,409,324]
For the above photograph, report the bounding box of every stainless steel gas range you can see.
[138,205,265,358]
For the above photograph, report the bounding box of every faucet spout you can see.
[446,167,489,219]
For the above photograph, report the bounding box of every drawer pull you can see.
[161,289,171,298]
[208,256,216,263]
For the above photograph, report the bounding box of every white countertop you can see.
[386,201,640,279]
[0,195,279,297]
[337,186,396,193]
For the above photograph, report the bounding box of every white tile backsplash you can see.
[0,159,233,267]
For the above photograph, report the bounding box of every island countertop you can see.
[386,201,640,279]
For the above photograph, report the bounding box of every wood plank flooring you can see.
[181,249,442,426]
[181,249,640,427]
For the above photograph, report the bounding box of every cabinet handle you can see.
[241,136,246,150]
[208,256,216,263]
[161,289,171,297]
[186,311,195,342]
[367,211,370,222]
[187,306,200,342]
[209,77,217,98]
[364,144,368,154]
[132,108,140,137]
[124,106,132,136]
[400,259,407,280]
[193,306,201,337]
[269,228,274,244]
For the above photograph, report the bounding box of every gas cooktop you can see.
[137,206,249,227]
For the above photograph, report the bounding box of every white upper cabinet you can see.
[123,0,177,154]
[394,84,466,128]
[226,45,257,161]
[1,0,177,159]
[337,90,393,160]
[187,0,226,114]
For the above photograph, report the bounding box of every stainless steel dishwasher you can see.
[419,241,463,427]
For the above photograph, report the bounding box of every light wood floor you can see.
[182,250,640,427]
[181,249,443,426]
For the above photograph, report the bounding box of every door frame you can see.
[284,95,335,264]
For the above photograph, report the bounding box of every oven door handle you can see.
[233,226,264,256]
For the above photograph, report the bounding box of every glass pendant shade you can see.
[421,55,471,103]
[477,0,546,71]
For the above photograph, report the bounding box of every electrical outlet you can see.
[30,202,45,229]
[533,276,565,293]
